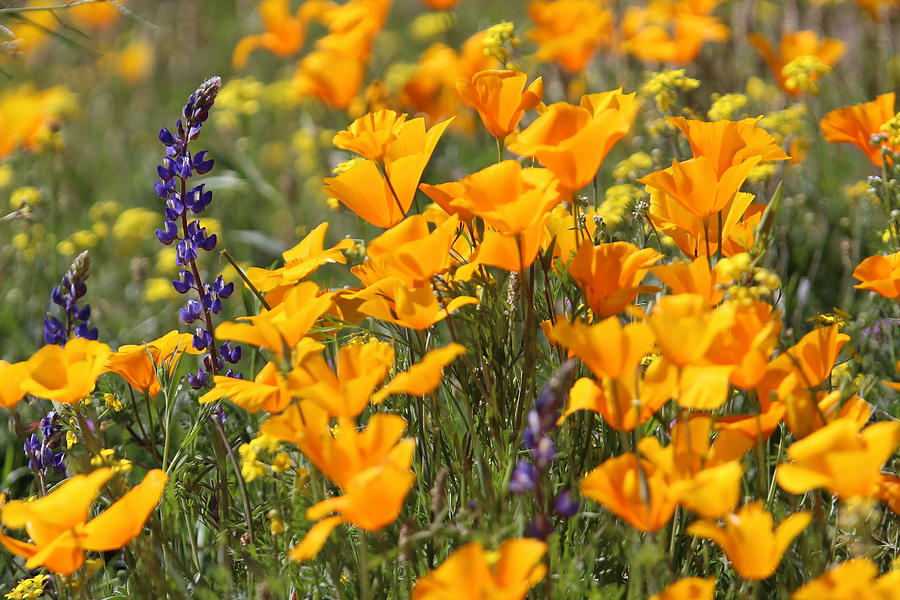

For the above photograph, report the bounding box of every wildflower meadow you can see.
[2,0,900,598]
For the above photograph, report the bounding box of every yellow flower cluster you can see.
[640,69,700,113]
[4,574,49,600]
[718,253,781,306]
[410,11,454,41]
[759,104,808,141]
[11,224,56,263]
[880,112,900,147]
[90,449,133,475]
[600,184,645,227]
[103,392,124,412]
[612,152,653,181]
[782,55,833,94]
[707,93,748,121]
[9,186,40,210]
[482,21,519,69]
[238,433,292,483]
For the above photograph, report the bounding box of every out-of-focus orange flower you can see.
[199,360,297,413]
[509,94,635,191]
[748,30,845,95]
[412,538,547,599]
[105,331,200,396]
[548,318,652,383]
[111,39,155,84]
[324,115,453,228]
[233,0,327,69]
[21,338,111,404]
[216,282,334,359]
[401,32,498,126]
[621,5,729,64]
[527,0,614,73]
[289,339,394,417]
[775,390,871,440]
[353,278,477,330]
[820,93,897,166]
[294,49,366,110]
[714,402,786,444]
[373,343,466,402]
[568,240,662,317]
[875,474,900,515]
[706,300,782,389]
[0,361,28,409]
[263,405,416,560]
[652,257,730,306]
[687,502,810,580]
[245,222,354,303]
[777,418,900,499]
[792,558,900,600]
[456,70,543,139]
[67,0,124,31]
[0,468,167,575]
[582,452,676,532]
[649,578,716,600]
[0,85,76,159]
[419,0,460,9]
[853,250,900,298]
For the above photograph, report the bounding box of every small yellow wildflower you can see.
[880,112,900,147]
[90,449,132,474]
[271,452,292,473]
[640,69,700,113]
[718,253,780,306]
[807,308,852,330]
[708,93,748,121]
[745,76,778,102]
[5,574,50,600]
[0,164,12,188]
[482,21,519,69]
[144,278,181,302]
[103,393,123,412]
[782,55,832,94]
[268,509,285,535]
[66,430,77,449]
[599,184,644,227]
[295,466,310,493]
[88,200,121,221]
[612,152,653,181]
[9,186,40,210]
[410,12,454,41]
[747,163,777,183]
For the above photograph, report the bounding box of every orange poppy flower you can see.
[582,452,677,532]
[373,343,466,402]
[216,282,334,359]
[652,257,731,306]
[621,8,729,64]
[294,49,367,110]
[353,278,478,330]
[714,402,786,444]
[233,0,324,69]
[688,502,810,580]
[0,468,167,575]
[263,405,416,560]
[748,30,845,95]
[0,85,76,160]
[875,474,900,515]
[667,117,791,174]
[509,98,633,191]
[456,70,543,139]
[792,558,900,600]
[67,0,124,31]
[333,109,409,162]
[419,0,460,9]
[289,339,395,418]
[20,338,111,404]
[105,331,200,396]
[198,359,301,414]
[462,213,552,273]
[649,578,716,600]
[777,390,871,440]
[527,0,615,73]
[245,222,355,303]
[568,240,662,318]
[706,300,782,389]
[853,250,900,298]
[543,203,601,266]
[412,538,547,599]
[776,418,900,499]
[324,116,453,228]
[0,360,28,409]
[820,93,897,166]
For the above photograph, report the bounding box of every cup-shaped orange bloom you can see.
[199,359,298,414]
[413,538,547,599]
[373,343,466,402]
[0,468,167,575]
[324,116,453,228]
[289,339,395,417]
[639,155,760,219]
[353,278,478,330]
[687,502,811,580]
[668,117,791,175]
[456,70,543,139]
[245,222,355,304]
[748,30,845,95]
[67,0,123,31]
[20,338,111,404]
[649,578,715,600]
[792,558,900,600]
[621,9,729,64]
[461,213,552,273]
[820,93,896,166]
[216,282,334,359]
[547,318,653,381]
[527,0,614,73]
[581,453,676,532]
[233,0,322,68]
[777,418,900,499]
[447,162,562,234]
[652,257,731,306]
[333,109,409,162]
[353,213,461,288]
[294,49,366,110]
[853,250,900,298]
[0,360,28,409]
[706,300,782,389]
[105,331,200,396]
[509,100,633,191]
[568,240,662,317]
[263,405,416,559]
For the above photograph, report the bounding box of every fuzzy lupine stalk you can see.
[44,250,98,345]
[154,76,241,388]
[510,359,579,539]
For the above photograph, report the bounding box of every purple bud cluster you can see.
[510,360,579,540]
[24,411,65,474]
[44,251,98,345]
[154,77,241,389]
